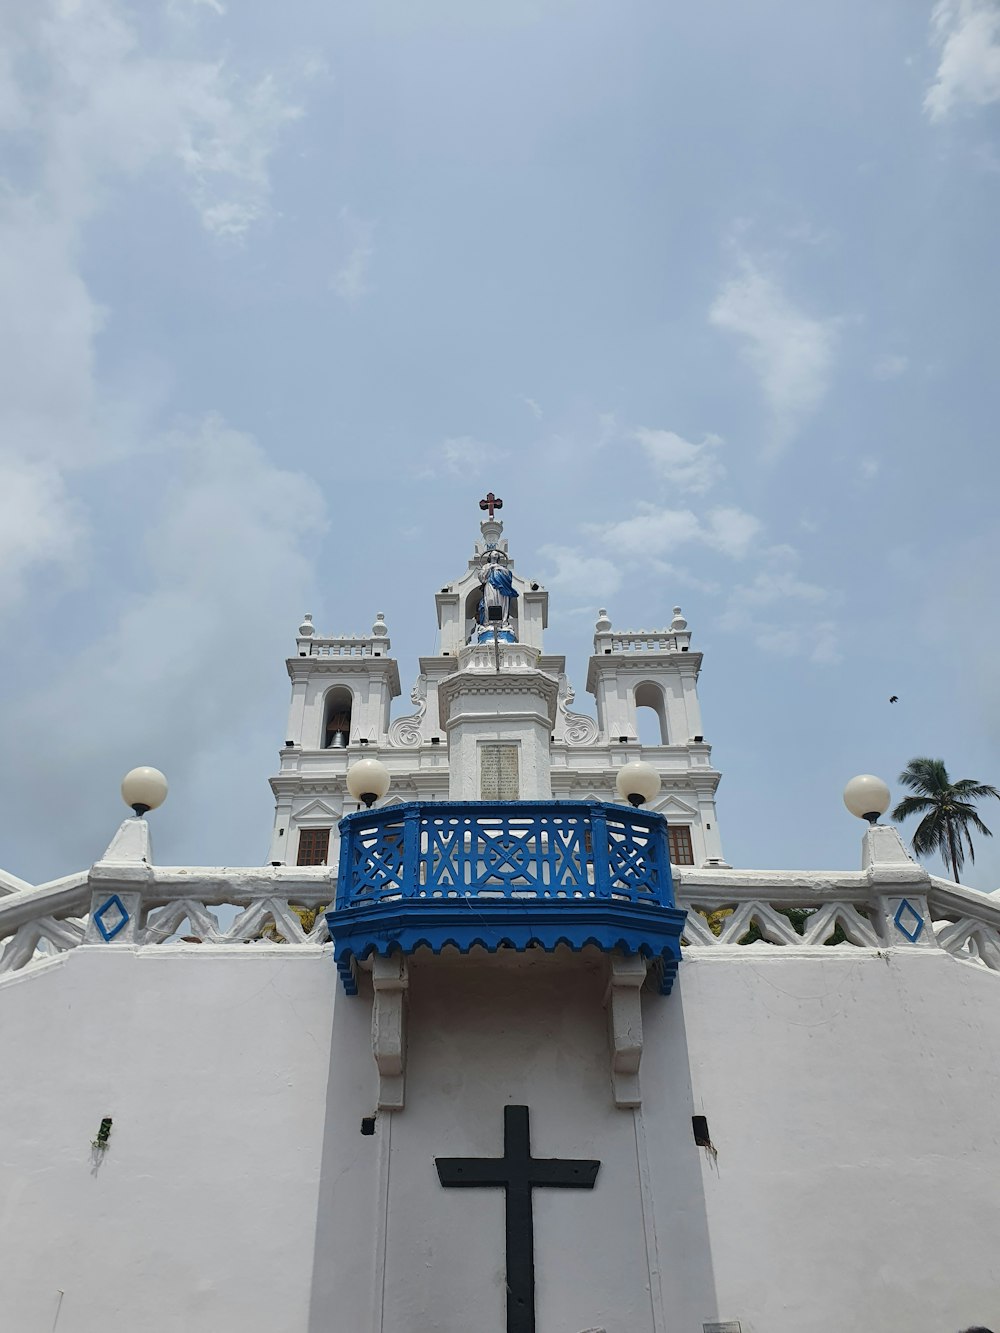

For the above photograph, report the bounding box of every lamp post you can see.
[346,758,391,809]
[842,774,891,825]
[615,761,661,808]
[120,766,169,817]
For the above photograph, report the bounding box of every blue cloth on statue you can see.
[487,568,518,599]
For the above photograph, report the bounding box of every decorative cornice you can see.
[585,653,702,691]
[438,669,560,729]
[285,657,402,692]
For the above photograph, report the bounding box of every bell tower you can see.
[583,606,726,865]
[267,612,401,868]
[433,506,559,799]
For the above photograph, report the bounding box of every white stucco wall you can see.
[2,943,999,1332]
[0,948,376,1333]
[643,948,1000,1332]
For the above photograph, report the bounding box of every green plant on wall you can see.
[255,904,326,943]
[695,905,851,946]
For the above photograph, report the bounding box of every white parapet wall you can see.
[2,830,1000,1332]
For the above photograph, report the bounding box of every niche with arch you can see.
[633,680,669,746]
[322,686,354,749]
[464,585,485,641]
[463,583,518,642]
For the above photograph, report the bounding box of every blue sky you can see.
[2,0,999,887]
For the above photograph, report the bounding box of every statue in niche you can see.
[473,547,518,642]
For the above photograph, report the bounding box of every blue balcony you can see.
[326,801,687,996]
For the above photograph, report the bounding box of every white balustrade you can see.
[0,867,333,977]
[594,629,692,654]
[307,639,381,658]
[3,860,1000,979]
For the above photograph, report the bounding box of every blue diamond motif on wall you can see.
[893,897,924,943]
[94,894,129,942]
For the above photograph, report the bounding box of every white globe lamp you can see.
[616,760,661,808]
[121,766,169,817]
[346,758,391,809]
[843,774,891,825]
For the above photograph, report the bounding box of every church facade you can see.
[269,513,725,873]
[1,512,999,1333]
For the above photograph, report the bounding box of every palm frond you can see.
[964,811,994,839]
[897,757,950,793]
[951,781,1000,802]
[910,811,949,858]
[891,795,935,822]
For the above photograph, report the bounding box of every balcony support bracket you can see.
[604,951,648,1108]
[371,953,408,1111]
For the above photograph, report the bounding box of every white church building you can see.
[2,509,999,1333]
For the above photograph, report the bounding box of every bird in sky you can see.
[889,695,899,704]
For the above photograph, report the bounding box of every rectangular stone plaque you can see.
[480,744,519,800]
[703,1323,741,1333]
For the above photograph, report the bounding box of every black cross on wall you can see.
[436,1105,600,1333]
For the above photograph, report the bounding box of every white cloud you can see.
[752,621,840,664]
[720,545,838,663]
[646,560,722,596]
[0,417,327,869]
[719,606,840,664]
[521,396,544,420]
[704,507,761,558]
[169,0,227,15]
[0,197,107,587]
[926,0,1000,121]
[418,436,507,478]
[730,547,830,607]
[0,0,306,612]
[872,353,909,381]
[858,457,881,481]
[594,508,702,557]
[3,0,301,237]
[0,459,84,608]
[592,503,761,561]
[332,208,375,303]
[537,545,622,600]
[709,257,840,455]
[633,428,725,494]
[0,1,326,880]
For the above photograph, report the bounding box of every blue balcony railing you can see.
[326,801,687,995]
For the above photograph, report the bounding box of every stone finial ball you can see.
[616,761,661,806]
[346,758,391,804]
[121,766,169,814]
[843,774,890,821]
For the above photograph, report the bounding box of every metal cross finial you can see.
[479,491,503,520]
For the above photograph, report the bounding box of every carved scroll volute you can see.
[388,675,428,747]
[557,678,598,747]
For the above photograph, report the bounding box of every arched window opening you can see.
[322,687,353,749]
[634,681,668,746]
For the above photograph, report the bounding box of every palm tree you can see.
[891,757,1000,882]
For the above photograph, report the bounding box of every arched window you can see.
[322,687,353,749]
[634,681,668,746]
